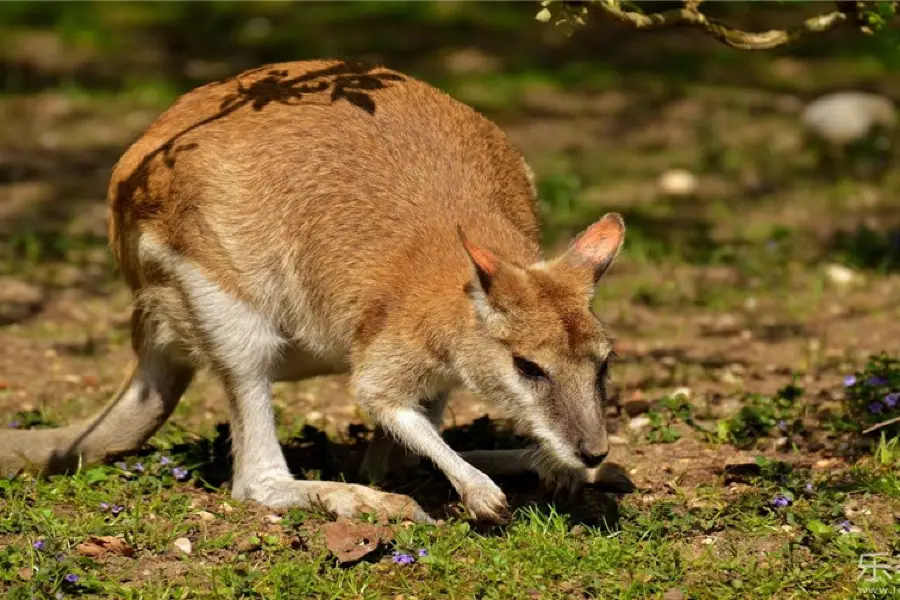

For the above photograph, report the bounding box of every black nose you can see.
[578,442,608,468]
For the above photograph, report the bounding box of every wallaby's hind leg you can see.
[359,392,449,484]
[162,244,432,524]
[0,309,194,476]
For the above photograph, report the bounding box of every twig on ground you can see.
[862,415,900,435]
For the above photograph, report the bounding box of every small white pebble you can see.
[197,511,216,522]
[657,169,698,196]
[628,416,651,431]
[264,514,283,524]
[825,263,860,287]
[173,537,192,555]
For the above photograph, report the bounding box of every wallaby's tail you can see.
[0,343,194,476]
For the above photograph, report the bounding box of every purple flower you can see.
[885,393,899,409]
[64,574,79,583]
[99,502,110,512]
[866,376,888,387]
[159,456,172,466]
[843,375,857,387]
[805,482,814,493]
[417,548,428,557]
[172,467,189,481]
[778,420,787,432]
[9,421,20,429]
[771,494,791,508]
[391,551,415,564]
[869,402,883,415]
[33,540,45,551]
[838,520,852,532]
[55,553,66,563]
[133,463,144,473]
[111,505,125,516]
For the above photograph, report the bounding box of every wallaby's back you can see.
[109,60,541,349]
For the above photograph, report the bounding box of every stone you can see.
[628,416,651,431]
[173,537,192,555]
[658,168,698,196]
[802,91,896,146]
[825,263,861,287]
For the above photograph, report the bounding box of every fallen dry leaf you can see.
[76,535,135,558]
[324,521,393,564]
[18,567,33,581]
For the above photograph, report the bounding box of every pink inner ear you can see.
[573,214,625,267]
[462,237,499,276]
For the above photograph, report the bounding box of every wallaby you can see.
[0,60,627,524]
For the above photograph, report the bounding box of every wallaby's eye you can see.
[513,356,548,381]
[597,359,609,383]
[597,351,615,387]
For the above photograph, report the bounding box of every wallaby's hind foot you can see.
[0,332,194,477]
[233,477,434,524]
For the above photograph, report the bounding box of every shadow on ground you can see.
[150,417,632,529]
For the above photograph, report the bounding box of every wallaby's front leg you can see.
[170,255,432,524]
[356,374,508,522]
[360,392,449,483]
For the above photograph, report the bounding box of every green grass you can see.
[1,437,898,599]
[4,361,900,600]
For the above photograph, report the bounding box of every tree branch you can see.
[590,1,851,51]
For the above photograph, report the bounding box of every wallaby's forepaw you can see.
[540,462,635,504]
[460,473,509,524]
[588,462,636,494]
[540,468,584,504]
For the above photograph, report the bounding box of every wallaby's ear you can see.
[563,213,625,284]
[457,225,499,294]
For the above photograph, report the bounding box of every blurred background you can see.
[1,1,899,444]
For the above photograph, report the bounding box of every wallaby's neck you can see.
[383,210,540,371]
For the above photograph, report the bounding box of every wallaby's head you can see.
[457,213,625,472]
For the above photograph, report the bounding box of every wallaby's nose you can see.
[578,440,608,468]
